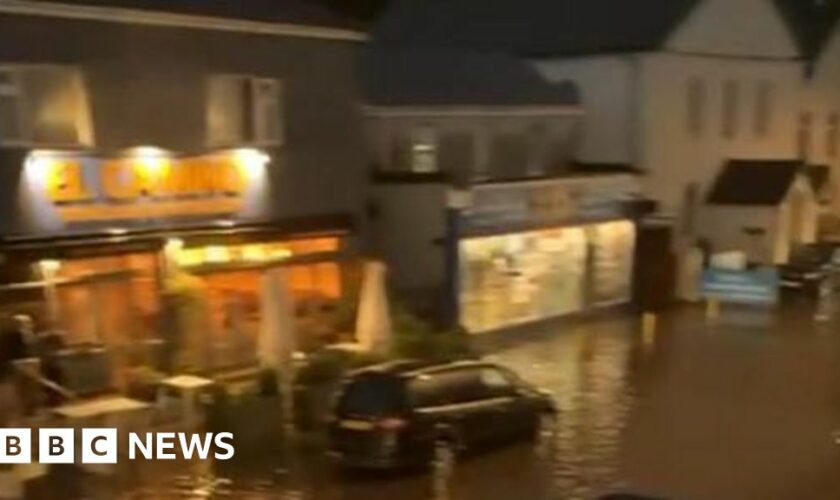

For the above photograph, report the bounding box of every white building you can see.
[375,0,815,264]
[789,0,840,210]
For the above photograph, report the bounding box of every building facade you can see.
[363,48,645,332]
[375,0,814,266]
[0,1,368,377]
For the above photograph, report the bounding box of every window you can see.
[526,122,548,176]
[479,367,515,397]
[409,126,437,173]
[0,65,93,147]
[206,75,282,147]
[438,131,473,183]
[754,81,773,138]
[826,112,839,159]
[722,80,739,139]
[686,77,706,137]
[798,112,813,161]
[489,132,528,179]
[681,182,700,236]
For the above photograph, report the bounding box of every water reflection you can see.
[38,307,840,500]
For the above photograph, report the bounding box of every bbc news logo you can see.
[0,429,234,464]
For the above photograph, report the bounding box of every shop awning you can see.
[0,213,355,260]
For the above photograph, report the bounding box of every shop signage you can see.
[461,176,638,234]
[701,267,779,305]
[24,148,268,222]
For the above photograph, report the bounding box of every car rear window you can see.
[408,367,516,408]
[337,374,407,417]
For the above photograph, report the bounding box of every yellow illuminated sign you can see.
[26,148,268,222]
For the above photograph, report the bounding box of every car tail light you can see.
[378,417,407,430]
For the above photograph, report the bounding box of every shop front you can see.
[0,147,355,387]
[455,175,640,333]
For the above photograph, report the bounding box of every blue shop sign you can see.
[461,176,639,235]
[701,267,779,305]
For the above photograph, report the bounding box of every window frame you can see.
[409,125,438,173]
[686,76,706,138]
[753,80,773,138]
[205,73,284,149]
[0,63,94,148]
[826,111,839,160]
[721,79,739,140]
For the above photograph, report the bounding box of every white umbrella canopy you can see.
[257,268,297,373]
[355,261,392,355]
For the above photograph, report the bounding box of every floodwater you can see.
[34,304,840,499]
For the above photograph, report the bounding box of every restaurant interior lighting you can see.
[129,145,171,180]
[24,150,61,188]
[232,148,270,180]
[38,259,61,275]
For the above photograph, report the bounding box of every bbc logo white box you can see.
[0,429,31,464]
[39,429,74,464]
[81,429,117,464]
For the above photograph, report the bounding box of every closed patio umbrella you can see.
[257,267,296,434]
[355,261,392,355]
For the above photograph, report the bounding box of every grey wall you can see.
[371,183,448,293]
[0,14,367,235]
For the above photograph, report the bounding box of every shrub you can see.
[391,306,474,361]
[295,348,386,386]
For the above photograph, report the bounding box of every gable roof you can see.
[21,0,364,31]
[363,49,581,107]
[707,160,803,206]
[374,0,701,56]
[774,0,840,61]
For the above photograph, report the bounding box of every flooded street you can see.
[38,305,840,500]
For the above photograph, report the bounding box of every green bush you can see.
[295,348,386,386]
[391,307,474,361]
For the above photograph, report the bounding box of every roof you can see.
[373,0,700,56]
[28,0,364,31]
[774,0,840,61]
[706,160,803,206]
[363,48,581,107]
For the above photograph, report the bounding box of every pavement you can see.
[27,302,840,499]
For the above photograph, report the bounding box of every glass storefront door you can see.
[458,219,636,333]
[588,220,636,307]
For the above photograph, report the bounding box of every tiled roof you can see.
[707,160,803,206]
[373,0,700,56]
[363,48,580,107]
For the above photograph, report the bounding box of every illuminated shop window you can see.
[175,238,339,268]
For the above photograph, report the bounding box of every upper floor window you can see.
[753,81,773,138]
[0,65,93,147]
[686,77,706,137]
[826,112,839,159]
[206,75,282,148]
[410,126,437,173]
[721,80,739,139]
[526,122,547,176]
[798,112,813,161]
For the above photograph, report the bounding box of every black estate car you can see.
[780,242,840,297]
[328,359,556,469]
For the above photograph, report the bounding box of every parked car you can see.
[328,359,556,469]
[779,242,840,297]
